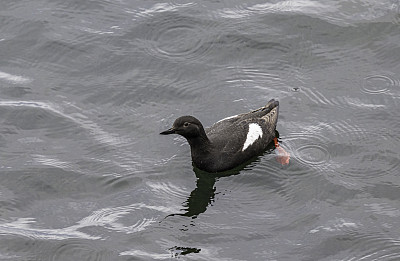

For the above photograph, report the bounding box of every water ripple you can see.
[146,181,189,201]
[309,218,360,234]
[0,100,127,147]
[119,249,171,260]
[296,144,330,167]
[77,203,167,234]
[345,234,400,261]
[329,122,399,184]
[329,120,370,143]
[365,202,400,217]
[32,154,74,169]
[140,13,218,62]
[131,2,195,20]
[339,150,400,181]
[361,74,399,95]
[225,66,287,91]
[0,218,99,240]
[285,131,332,171]
[0,203,169,242]
[306,213,400,260]
[214,1,327,20]
[301,87,335,107]
[50,239,110,261]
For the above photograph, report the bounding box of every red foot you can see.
[274,137,279,147]
[274,138,290,165]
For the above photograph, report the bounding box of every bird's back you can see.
[206,99,278,144]
[199,100,279,171]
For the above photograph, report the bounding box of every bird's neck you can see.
[187,131,213,156]
[187,134,214,171]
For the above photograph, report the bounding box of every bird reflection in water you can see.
[165,132,289,219]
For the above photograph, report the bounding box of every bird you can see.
[160,99,285,173]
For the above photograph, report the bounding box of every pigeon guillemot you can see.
[160,99,280,173]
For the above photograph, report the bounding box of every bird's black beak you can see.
[160,127,176,135]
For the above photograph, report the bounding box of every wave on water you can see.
[0,71,31,84]
[214,0,400,26]
[0,202,171,241]
[214,0,327,20]
[0,218,99,240]
[0,100,126,147]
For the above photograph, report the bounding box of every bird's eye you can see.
[183,122,189,127]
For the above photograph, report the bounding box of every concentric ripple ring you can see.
[296,143,330,167]
[143,14,215,62]
[361,74,397,94]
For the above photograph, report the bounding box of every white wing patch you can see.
[242,123,263,151]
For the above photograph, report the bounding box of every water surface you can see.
[1,0,400,260]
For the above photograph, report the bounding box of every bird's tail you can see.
[260,99,279,126]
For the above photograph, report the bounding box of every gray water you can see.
[1,0,400,260]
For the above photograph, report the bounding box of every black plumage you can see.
[160,99,279,173]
